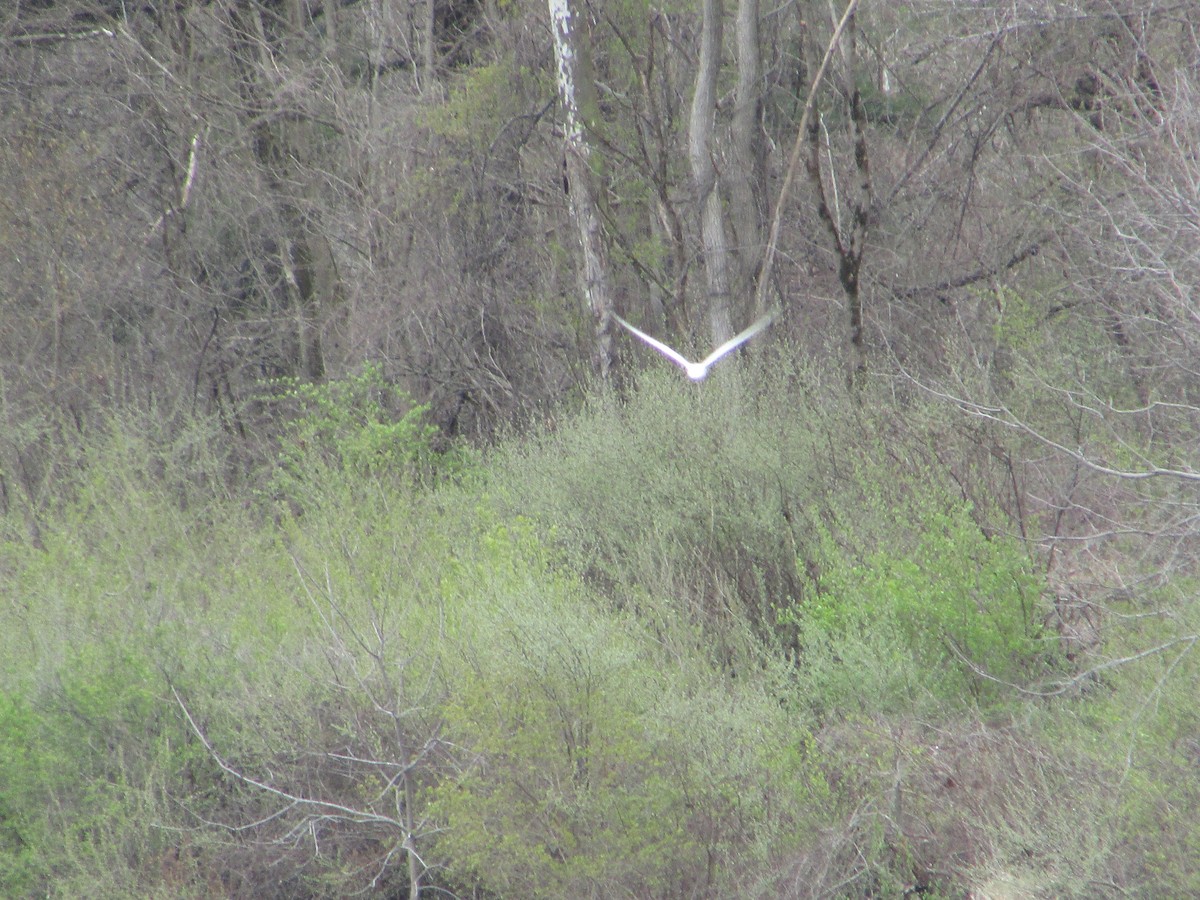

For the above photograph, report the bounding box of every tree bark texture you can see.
[805,4,870,379]
[729,0,764,304]
[549,0,616,380]
[689,0,734,345]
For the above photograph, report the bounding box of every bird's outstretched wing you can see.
[699,310,778,368]
[614,309,778,380]
[613,314,695,371]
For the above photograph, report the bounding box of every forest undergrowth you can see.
[2,354,1196,899]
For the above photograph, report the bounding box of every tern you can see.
[613,310,776,381]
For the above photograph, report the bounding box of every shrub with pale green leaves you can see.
[423,517,825,898]
[3,353,1196,898]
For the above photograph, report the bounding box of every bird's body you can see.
[613,311,776,381]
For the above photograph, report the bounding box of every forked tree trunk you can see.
[804,4,871,381]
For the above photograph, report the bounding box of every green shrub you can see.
[0,417,293,897]
[0,692,43,894]
[266,363,464,510]
[425,517,824,897]
[0,609,196,896]
[5,349,1195,898]
[1075,589,1200,896]
[492,355,1051,713]
[791,501,1048,712]
[489,358,831,652]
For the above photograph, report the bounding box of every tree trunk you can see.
[549,0,616,380]
[803,4,870,380]
[689,0,734,345]
[424,0,436,87]
[729,0,763,305]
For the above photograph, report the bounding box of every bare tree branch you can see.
[755,0,859,317]
[948,634,1198,698]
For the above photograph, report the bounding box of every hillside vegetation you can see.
[2,1,1198,897]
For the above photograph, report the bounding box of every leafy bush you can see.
[791,501,1049,712]
[489,358,831,651]
[0,418,294,897]
[266,363,461,508]
[0,692,42,894]
[491,355,1051,704]
[425,517,824,898]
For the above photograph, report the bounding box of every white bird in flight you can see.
[613,310,777,381]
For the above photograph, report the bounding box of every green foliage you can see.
[0,692,41,894]
[1,356,1196,898]
[268,363,459,507]
[1068,590,1200,896]
[281,363,437,470]
[989,285,1044,354]
[491,355,1050,707]
[489,358,830,648]
[265,456,826,897]
[3,0,1199,892]
[792,501,1047,712]
[426,517,823,897]
[0,418,295,897]
[422,60,530,146]
[0,601,197,895]
[986,284,1145,420]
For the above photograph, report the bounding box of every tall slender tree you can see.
[689,0,734,344]
[549,0,617,379]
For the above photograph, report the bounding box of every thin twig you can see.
[947,634,1198,698]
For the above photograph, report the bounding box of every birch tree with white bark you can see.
[549,0,617,379]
